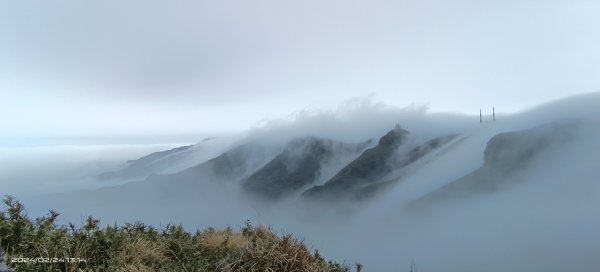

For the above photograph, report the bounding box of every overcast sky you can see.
[1,0,599,139]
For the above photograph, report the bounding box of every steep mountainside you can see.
[242,137,372,199]
[353,133,459,199]
[302,127,457,200]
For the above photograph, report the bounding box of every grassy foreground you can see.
[0,196,361,272]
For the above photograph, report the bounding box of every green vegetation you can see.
[0,196,360,272]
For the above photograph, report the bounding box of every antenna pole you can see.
[479,109,482,123]
[493,107,496,122]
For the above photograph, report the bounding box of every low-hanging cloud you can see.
[243,95,473,145]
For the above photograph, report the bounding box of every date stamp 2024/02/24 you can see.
[9,257,87,264]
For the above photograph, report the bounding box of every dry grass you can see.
[216,224,348,272]
[113,235,168,271]
[200,228,248,252]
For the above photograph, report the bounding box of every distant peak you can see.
[201,137,216,142]
[378,126,410,146]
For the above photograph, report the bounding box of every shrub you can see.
[0,196,359,272]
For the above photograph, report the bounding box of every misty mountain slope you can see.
[26,141,285,228]
[409,119,580,209]
[301,127,409,199]
[96,137,238,181]
[354,134,459,200]
[98,145,193,180]
[359,94,600,213]
[242,137,372,199]
[302,127,458,200]
[139,140,283,188]
[32,142,268,212]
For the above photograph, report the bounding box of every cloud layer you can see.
[1,0,599,137]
